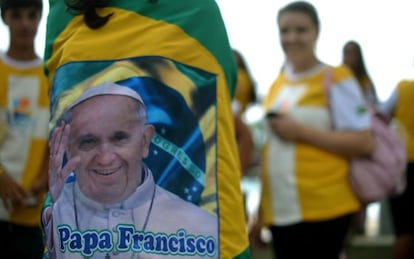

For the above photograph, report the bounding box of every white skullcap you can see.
[67,81,145,111]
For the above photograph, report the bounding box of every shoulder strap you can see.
[323,66,334,128]
[323,66,334,102]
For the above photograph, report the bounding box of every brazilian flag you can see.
[44,1,250,258]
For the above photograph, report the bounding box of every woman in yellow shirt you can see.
[251,2,374,259]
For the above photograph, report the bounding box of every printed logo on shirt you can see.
[7,76,39,133]
[356,106,368,116]
[270,84,306,112]
[10,96,32,122]
[57,225,217,257]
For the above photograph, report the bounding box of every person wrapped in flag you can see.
[43,0,250,258]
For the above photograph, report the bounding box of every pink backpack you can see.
[349,112,407,203]
[324,67,407,204]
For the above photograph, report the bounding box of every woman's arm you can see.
[267,115,374,157]
[377,88,398,118]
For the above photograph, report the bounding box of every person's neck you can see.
[7,45,38,61]
[291,58,319,73]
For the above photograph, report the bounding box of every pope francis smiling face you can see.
[66,89,154,204]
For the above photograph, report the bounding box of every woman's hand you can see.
[48,122,80,203]
[267,114,304,141]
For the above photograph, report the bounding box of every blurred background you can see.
[215,1,413,258]
[216,0,414,102]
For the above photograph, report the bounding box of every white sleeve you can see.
[377,88,398,116]
[329,78,371,130]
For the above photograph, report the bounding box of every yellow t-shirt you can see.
[395,80,414,162]
[261,64,369,225]
[0,53,49,226]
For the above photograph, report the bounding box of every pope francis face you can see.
[67,94,154,204]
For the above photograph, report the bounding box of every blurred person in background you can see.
[378,78,414,259]
[342,40,378,105]
[232,49,257,176]
[233,49,258,114]
[0,0,49,257]
[342,40,379,236]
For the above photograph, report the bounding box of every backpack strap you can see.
[323,66,335,129]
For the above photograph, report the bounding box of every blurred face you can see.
[68,95,154,204]
[278,11,318,70]
[343,43,359,69]
[3,7,41,47]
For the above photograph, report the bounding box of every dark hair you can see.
[343,40,377,103]
[64,0,113,29]
[64,0,158,29]
[277,1,320,32]
[342,40,369,80]
[233,49,257,103]
[1,0,43,22]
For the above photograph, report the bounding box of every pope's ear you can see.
[142,125,155,156]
